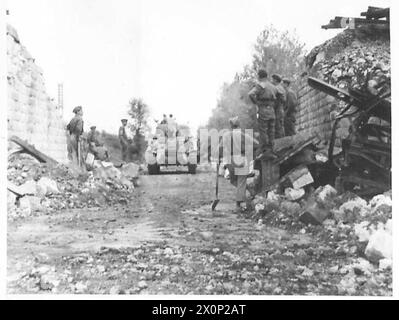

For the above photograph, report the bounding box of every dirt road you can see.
[7,171,391,295]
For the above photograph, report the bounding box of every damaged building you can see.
[257,6,391,199]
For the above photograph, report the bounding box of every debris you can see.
[378,259,392,271]
[280,201,301,216]
[286,166,314,189]
[120,163,139,179]
[284,187,305,201]
[315,185,337,202]
[74,281,87,293]
[9,136,58,165]
[333,197,368,223]
[354,222,371,242]
[254,203,265,214]
[18,197,32,216]
[138,280,148,289]
[7,190,17,209]
[199,232,213,241]
[352,258,374,276]
[299,199,330,225]
[36,177,59,196]
[23,196,42,212]
[365,228,392,262]
[16,180,37,196]
[109,286,122,295]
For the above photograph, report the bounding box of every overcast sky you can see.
[5,0,392,133]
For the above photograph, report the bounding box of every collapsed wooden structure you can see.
[322,6,390,30]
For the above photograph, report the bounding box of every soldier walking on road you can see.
[248,69,278,159]
[282,78,298,136]
[220,117,256,213]
[66,106,84,168]
[119,119,129,162]
[271,74,287,138]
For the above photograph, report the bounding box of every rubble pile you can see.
[313,40,390,94]
[251,186,392,265]
[7,153,140,219]
[250,184,392,295]
[297,23,391,142]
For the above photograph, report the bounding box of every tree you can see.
[240,25,306,85]
[127,98,150,136]
[127,98,150,162]
[207,25,306,131]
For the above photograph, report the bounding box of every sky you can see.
[5,0,392,134]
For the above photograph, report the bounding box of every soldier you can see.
[66,106,84,168]
[87,126,109,161]
[282,78,298,136]
[119,119,129,162]
[167,114,177,138]
[248,69,278,159]
[219,117,256,213]
[87,126,99,147]
[160,114,168,125]
[271,74,287,138]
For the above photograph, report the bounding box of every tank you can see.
[145,122,198,174]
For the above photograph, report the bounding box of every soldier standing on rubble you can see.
[271,74,287,138]
[119,119,129,162]
[248,69,278,159]
[66,106,84,168]
[282,78,298,136]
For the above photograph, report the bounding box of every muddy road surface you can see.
[7,171,391,295]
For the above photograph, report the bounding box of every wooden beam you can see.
[9,136,58,165]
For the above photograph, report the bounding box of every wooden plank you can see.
[275,136,319,165]
[361,7,389,20]
[9,136,58,165]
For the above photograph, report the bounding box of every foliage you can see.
[127,98,150,162]
[208,25,306,131]
[127,98,150,136]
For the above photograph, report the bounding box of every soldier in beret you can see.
[66,106,84,168]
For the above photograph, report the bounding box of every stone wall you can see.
[7,24,67,163]
[295,78,351,145]
[295,78,334,141]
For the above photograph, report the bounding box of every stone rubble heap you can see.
[251,186,392,270]
[313,39,390,94]
[296,27,390,141]
[7,153,140,220]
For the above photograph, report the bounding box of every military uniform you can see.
[274,83,287,138]
[88,129,102,147]
[88,128,108,161]
[248,79,277,154]
[67,107,84,167]
[220,118,255,206]
[119,122,129,161]
[284,87,298,136]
